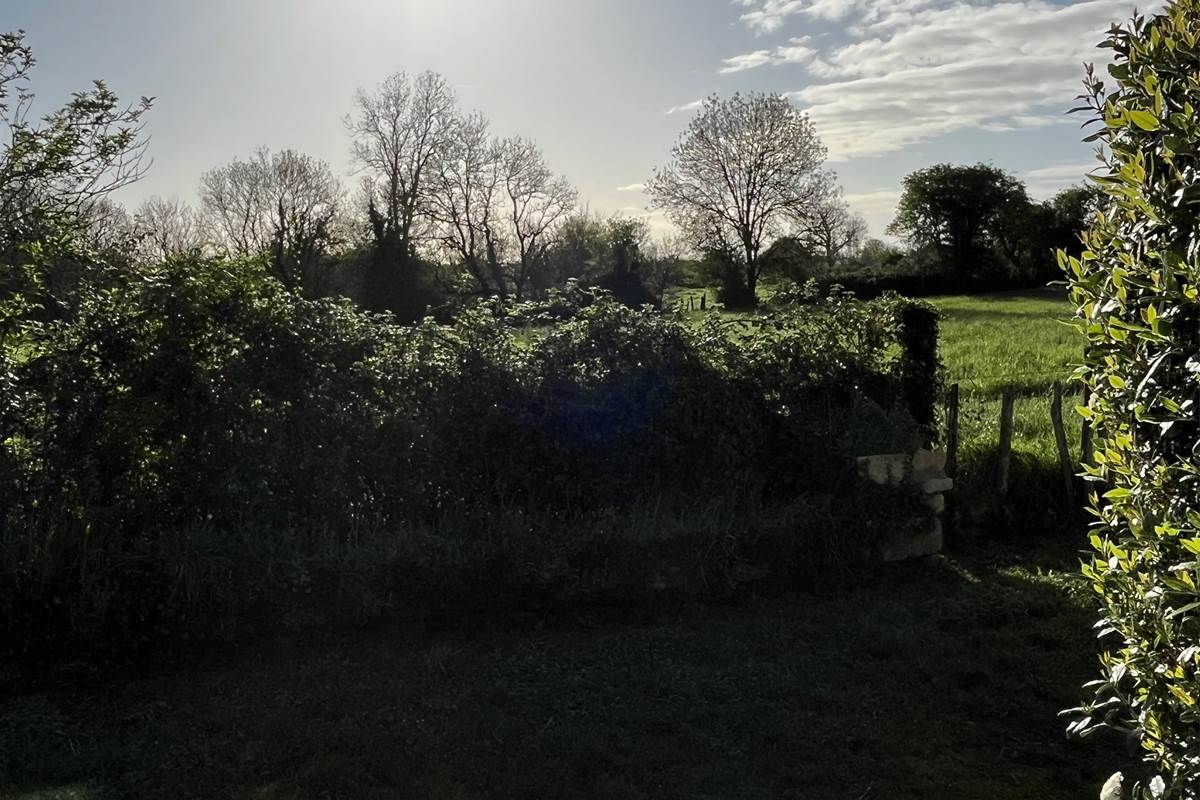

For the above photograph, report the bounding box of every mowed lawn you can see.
[2,288,1121,800]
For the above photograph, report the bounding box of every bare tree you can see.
[345,72,456,275]
[791,188,866,270]
[199,153,268,255]
[646,93,828,304]
[427,111,507,297]
[200,147,343,294]
[266,150,344,294]
[133,195,206,262]
[498,136,577,300]
[79,196,135,255]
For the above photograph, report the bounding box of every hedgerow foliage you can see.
[0,256,932,667]
[1064,3,1200,796]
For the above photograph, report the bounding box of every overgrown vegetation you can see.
[0,251,936,671]
[1063,3,1200,797]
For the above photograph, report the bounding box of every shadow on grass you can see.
[951,445,1090,545]
[938,286,1071,305]
[2,555,1132,800]
[935,306,1073,325]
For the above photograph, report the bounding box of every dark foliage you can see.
[878,164,1103,296]
[0,257,932,670]
[700,247,758,308]
[898,303,942,441]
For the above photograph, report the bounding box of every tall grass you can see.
[933,287,1085,536]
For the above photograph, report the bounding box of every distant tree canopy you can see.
[647,93,832,307]
[2,24,1107,322]
[792,188,866,271]
[887,163,1027,279]
[887,163,1102,288]
[760,236,818,284]
[200,147,345,297]
[133,195,206,263]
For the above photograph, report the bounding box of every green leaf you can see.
[1128,109,1161,130]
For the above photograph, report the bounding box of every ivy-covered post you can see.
[1064,3,1200,797]
[897,301,942,444]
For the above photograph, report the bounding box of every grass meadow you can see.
[1,288,1127,800]
[934,287,1087,537]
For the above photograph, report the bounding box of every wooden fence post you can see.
[997,390,1015,496]
[945,383,960,479]
[1051,382,1076,507]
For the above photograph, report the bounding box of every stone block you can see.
[920,477,954,494]
[856,453,909,486]
[929,517,945,551]
[1100,773,1125,800]
[912,448,947,474]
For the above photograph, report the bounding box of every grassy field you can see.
[933,287,1086,536]
[2,288,1119,800]
[2,554,1127,800]
[936,287,1080,398]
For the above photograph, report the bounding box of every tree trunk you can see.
[745,255,759,306]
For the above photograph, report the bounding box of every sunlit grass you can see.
[933,287,1086,533]
[934,287,1080,397]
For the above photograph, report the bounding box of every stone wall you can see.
[856,449,951,562]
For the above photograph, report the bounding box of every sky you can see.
[7,0,1147,240]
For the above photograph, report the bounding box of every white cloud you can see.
[844,188,900,238]
[727,0,1157,159]
[980,114,1073,133]
[775,37,817,64]
[665,99,703,115]
[616,183,647,192]
[800,0,869,21]
[720,37,816,73]
[720,50,774,73]
[734,0,807,33]
[733,0,936,32]
[1022,162,1103,198]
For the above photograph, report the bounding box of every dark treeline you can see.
[758,163,1101,300]
[37,68,688,322]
